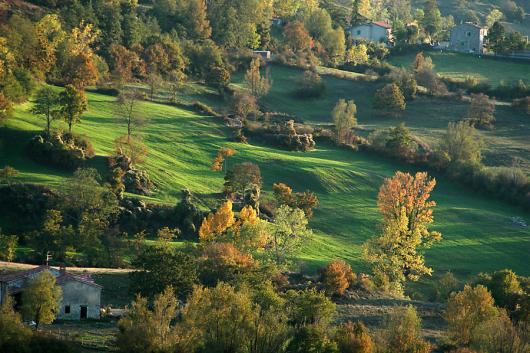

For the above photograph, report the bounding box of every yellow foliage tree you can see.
[211,148,236,172]
[198,200,235,242]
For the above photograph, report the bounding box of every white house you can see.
[0,266,102,320]
[348,21,393,43]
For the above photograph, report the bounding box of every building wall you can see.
[349,24,389,42]
[450,24,486,53]
[57,281,101,320]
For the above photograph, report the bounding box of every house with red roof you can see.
[0,266,102,320]
[348,21,393,44]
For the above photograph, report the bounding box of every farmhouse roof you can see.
[0,265,102,289]
[372,21,392,29]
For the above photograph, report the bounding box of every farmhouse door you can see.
[80,306,87,319]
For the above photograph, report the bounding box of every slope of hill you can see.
[2,88,530,277]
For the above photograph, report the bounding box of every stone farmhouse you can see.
[449,22,488,54]
[0,266,102,320]
[348,21,393,44]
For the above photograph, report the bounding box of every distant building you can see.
[348,21,393,43]
[253,50,271,60]
[449,22,488,54]
[0,266,102,320]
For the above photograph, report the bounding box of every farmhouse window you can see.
[467,32,471,37]
[65,305,70,314]
[357,30,361,35]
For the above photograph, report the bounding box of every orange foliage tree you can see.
[319,260,356,296]
[212,148,236,172]
[364,171,441,295]
[272,182,319,218]
[198,200,235,242]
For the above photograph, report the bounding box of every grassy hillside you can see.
[389,51,530,84]
[1,88,530,277]
[232,64,530,174]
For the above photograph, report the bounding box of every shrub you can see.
[28,131,95,170]
[319,260,356,296]
[335,321,373,353]
[512,96,530,115]
[295,69,326,98]
[374,83,406,115]
[476,269,523,311]
[381,306,431,353]
[467,93,496,127]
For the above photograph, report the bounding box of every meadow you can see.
[389,50,530,84]
[231,64,530,175]
[1,87,530,277]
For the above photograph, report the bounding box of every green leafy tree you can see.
[30,86,60,134]
[374,83,406,115]
[0,296,32,351]
[332,99,357,144]
[440,121,483,165]
[58,85,87,133]
[270,205,312,266]
[0,229,17,261]
[130,246,199,299]
[285,287,336,328]
[22,270,62,329]
[381,306,431,353]
[422,0,442,40]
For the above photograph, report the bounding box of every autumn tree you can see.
[273,182,319,219]
[346,44,369,66]
[467,93,496,127]
[374,83,406,115]
[198,200,236,242]
[108,44,144,88]
[57,85,88,133]
[22,270,62,329]
[364,172,441,294]
[114,90,145,142]
[245,57,271,98]
[332,99,357,144]
[319,260,356,296]
[212,147,236,172]
[335,321,373,353]
[283,21,312,52]
[445,285,500,346]
[351,0,371,25]
[35,14,65,79]
[30,86,60,134]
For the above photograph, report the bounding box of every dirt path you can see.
[0,261,133,274]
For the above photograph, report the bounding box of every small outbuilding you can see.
[0,266,102,320]
[449,22,488,54]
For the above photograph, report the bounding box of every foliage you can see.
[199,200,236,242]
[286,287,336,328]
[319,260,356,296]
[0,296,32,353]
[439,121,483,166]
[232,91,259,120]
[380,306,431,353]
[0,165,19,185]
[445,285,500,346]
[30,87,60,134]
[332,99,357,144]
[0,229,17,261]
[114,90,146,140]
[467,93,496,128]
[29,209,74,262]
[273,182,319,219]
[388,68,417,100]
[224,162,262,196]
[476,269,523,311]
[21,270,62,329]
[269,205,312,266]
[117,287,183,353]
[374,83,406,115]
[57,85,88,133]
[434,271,460,301]
[334,321,373,353]
[283,21,312,52]
[286,325,338,353]
[245,57,271,98]
[28,131,95,170]
[114,135,148,165]
[130,246,199,299]
[212,147,236,172]
[346,44,369,67]
[295,70,326,99]
[512,96,530,116]
[364,171,441,294]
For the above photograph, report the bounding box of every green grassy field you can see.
[232,64,530,174]
[389,51,530,84]
[2,88,530,277]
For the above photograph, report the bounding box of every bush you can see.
[373,83,406,114]
[319,260,356,296]
[512,96,530,115]
[335,321,373,353]
[28,131,95,170]
[294,70,326,99]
